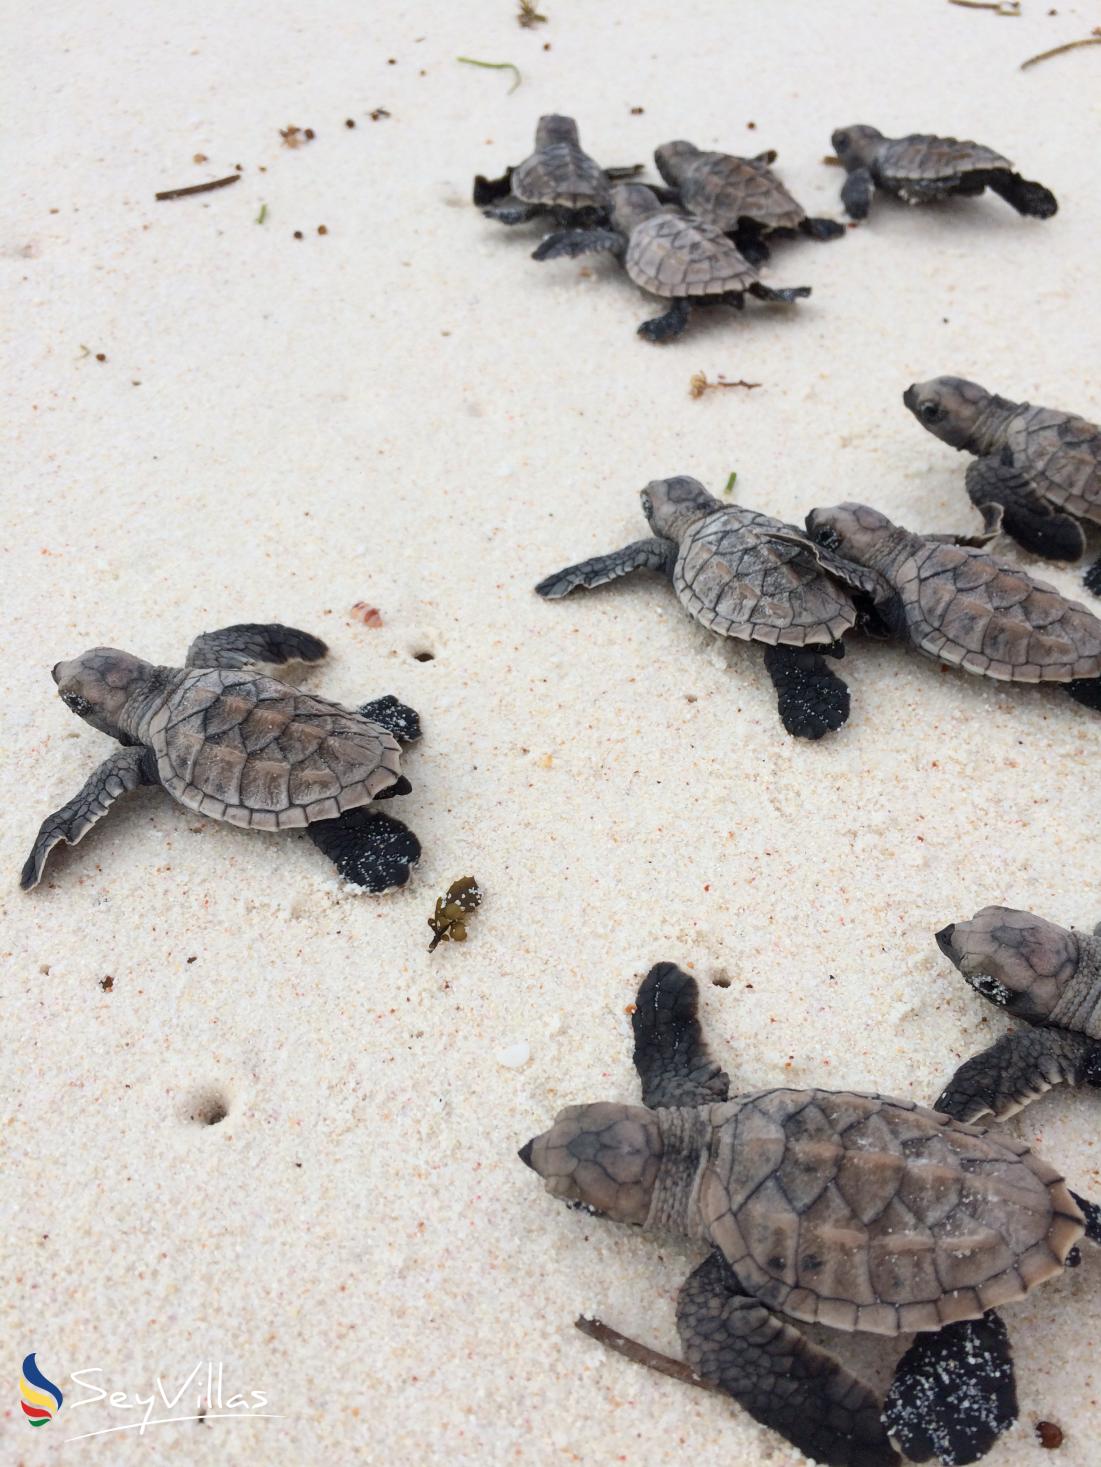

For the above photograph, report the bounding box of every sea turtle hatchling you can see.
[521,962,1101,1467]
[21,623,423,893]
[473,114,613,227]
[831,125,1057,222]
[532,182,810,342]
[934,908,1101,1124]
[802,503,1101,713]
[535,476,858,739]
[653,139,844,264]
[904,376,1101,580]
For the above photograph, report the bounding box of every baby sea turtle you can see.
[474,114,611,227]
[22,623,422,892]
[532,183,810,342]
[653,140,844,264]
[521,962,1099,1467]
[536,476,857,739]
[831,125,1057,222]
[803,503,1101,713]
[935,908,1101,1123]
[904,376,1101,580]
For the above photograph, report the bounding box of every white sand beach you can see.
[3,1,1100,1462]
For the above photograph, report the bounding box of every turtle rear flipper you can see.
[1069,1191,1101,1245]
[883,1312,1017,1467]
[800,215,845,241]
[631,963,729,1108]
[358,694,422,744]
[763,644,851,740]
[185,623,327,670]
[307,808,420,891]
[966,456,1085,562]
[677,1252,898,1467]
[981,170,1058,219]
[747,281,811,304]
[934,1028,1101,1123]
[841,167,874,219]
[532,226,625,262]
[21,746,155,890]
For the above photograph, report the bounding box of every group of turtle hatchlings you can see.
[475,115,1057,341]
[20,105,1098,1467]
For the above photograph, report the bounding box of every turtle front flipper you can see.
[883,1312,1016,1467]
[800,215,846,241]
[472,168,515,207]
[762,643,851,740]
[841,167,874,219]
[631,963,729,1107]
[483,197,539,225]
[532,226,625,262]
[935,1028,1101,1123]
[1069,1191,1101,1245]
[966,456,1085,561]
[638,298,692,343]
[358,694,422,743]
[21,746,155,890]
[677,1251,897,1467]
[535,538,673,598]
[185,623,328,670]
[981,170,1058,219]
[307,808,420,892]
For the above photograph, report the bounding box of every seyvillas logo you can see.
[19,1353,64,1427]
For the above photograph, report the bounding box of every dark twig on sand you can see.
[1020,34,1101,69]
[155,174,241,202]
[574,1317,722,1395]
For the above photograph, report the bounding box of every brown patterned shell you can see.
[511,144,609,211]
[625,214,757,299]
[878,133,1012,184]
[148,669,402,830]
[887,541,1101,681]
[698,1088,1082,1336]
[673,506,858,644]
[1008,404,1101,523]
[676,152,805,232]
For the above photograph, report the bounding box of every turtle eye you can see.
[61,692,93,718]
[919,401,942,424]
[566,1200,607,1219]
[969,973,1011,1007]
[815,527,842,551]
[834,132,849,151]
[640,493,653,519]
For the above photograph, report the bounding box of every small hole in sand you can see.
[412,650,435,662]
[711,975,732,989]
[187,1090,230,1126]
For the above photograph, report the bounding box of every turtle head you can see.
[52,648,152,739]
[535,114,580,149]
[904,376,990,449]
[936,906,1081,1025]
[609,182,663,232]
[653,140,701,186]
[641,476,719,540]
[519,1102,662,1226]
[831,125,883,170]
[805,502,894,560]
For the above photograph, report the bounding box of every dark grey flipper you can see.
[185,623,328,670]
[676,1252,897,1467]
[21,746,156,890]
[731,225,771,267]
[982,170,1058,219]
[472,170,514,206]
[484,198,540,225]
[631,963,730,1108]
[800,216,845,241]
[883,1312,1016,1467]
[934,1027,1101,1123]
[1084,560,1101,597]
[358,694,422,743]
[534,537,673,599]
[841,167,874,219]
[374,776,412,800]
[307,808,420,891]
[966,456,1085,562]
[1069,1191,1101,1245]
[1066,677,1101,712]
[747,281,811,304]
[638,298,692,343]
[762,643,851,740]
[532,227,625,262]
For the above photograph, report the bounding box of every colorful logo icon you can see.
[19,1353,63,1426]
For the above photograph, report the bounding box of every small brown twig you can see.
[574,1317,722,1395]
[155,174,241,202]
[1020,34,1101,68]
[517,0,547,26]
[821,154,842,166]
[689,372,761,399]
[948,0,1019,14]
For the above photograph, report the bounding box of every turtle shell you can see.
[1007,405,1101,524]
[625,213,757,299]
[673,506,858,644]
[148,669,402,830]
[879,133,1012,184]
[677,152,805,233]
[889,542,1101,681]
[511,143,608,211]
[698,1088,1083,1336]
